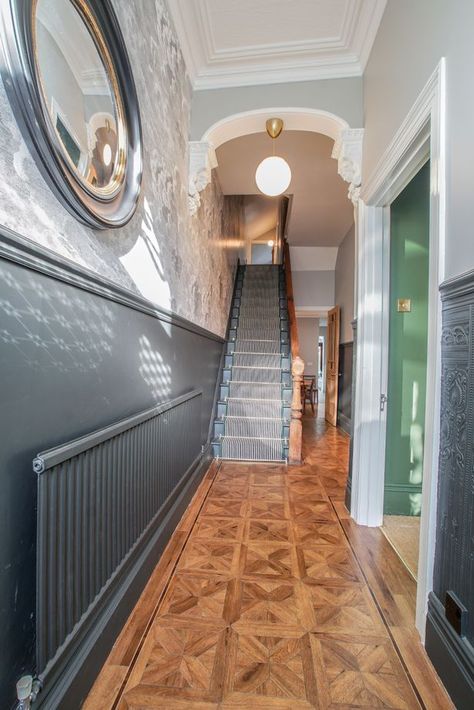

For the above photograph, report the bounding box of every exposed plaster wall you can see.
[0,0,241,337]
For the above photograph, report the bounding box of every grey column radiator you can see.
[33,389,202,678]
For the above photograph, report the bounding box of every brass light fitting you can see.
[266,117,284,140]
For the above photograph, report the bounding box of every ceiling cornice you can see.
[352,0,388,70]
[167,0,386,90]
[193,60,364,90]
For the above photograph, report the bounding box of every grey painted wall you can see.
[363,0,474,281]
[335,224,355,343]
[297,317,319,377]
[0,238,225,708]
[293,270,335,308]
[0,0,241,338]
[191,76,364,140]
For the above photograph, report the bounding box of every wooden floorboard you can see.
[84,416,453,710]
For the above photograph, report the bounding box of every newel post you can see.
[289,355,304,464]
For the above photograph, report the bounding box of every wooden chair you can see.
[301,375,318,414]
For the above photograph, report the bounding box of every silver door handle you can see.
[380,394,388,412]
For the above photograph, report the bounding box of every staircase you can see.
[212,264,291,461]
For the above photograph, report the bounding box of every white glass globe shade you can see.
[255,156,291,196]
[102,143,112,166]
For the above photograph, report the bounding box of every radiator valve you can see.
[16,675,41,708]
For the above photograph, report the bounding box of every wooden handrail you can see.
[283,240,304,464]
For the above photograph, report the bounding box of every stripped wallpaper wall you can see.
[0,0,241,337]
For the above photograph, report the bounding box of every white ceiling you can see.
[168,0,387,89]
[216,130,354,247]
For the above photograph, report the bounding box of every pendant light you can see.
[255,118,291,197]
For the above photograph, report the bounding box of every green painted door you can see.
[384,161,430,515]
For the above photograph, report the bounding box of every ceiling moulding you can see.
[167,0,387,90]
[332,128,364,204]
[188,141,217,215]
[192,60,363,91]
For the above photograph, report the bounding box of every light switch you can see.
[397,298,411,312]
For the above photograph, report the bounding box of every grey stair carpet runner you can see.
[219,264,288,461]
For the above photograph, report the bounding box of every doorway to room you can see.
[382,161,430,581]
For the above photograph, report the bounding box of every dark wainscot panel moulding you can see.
[0,223,224,344]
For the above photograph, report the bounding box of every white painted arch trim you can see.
[189,108,363,211]
[351,59,446,641]
[201,107,349,147]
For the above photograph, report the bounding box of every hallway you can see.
[85,417,451,709]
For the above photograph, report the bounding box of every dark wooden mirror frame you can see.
[0,0,143,229]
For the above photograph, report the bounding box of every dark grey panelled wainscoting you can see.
[425,270,474,709]
[0,226,225,709]
[345,320,357,511]
[337,341,353,435]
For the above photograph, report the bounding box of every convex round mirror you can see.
[0,0,142,228]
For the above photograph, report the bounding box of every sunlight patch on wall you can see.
[119,199,172,319]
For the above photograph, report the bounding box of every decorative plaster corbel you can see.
[331,128,364,205]
[188,141,218,215]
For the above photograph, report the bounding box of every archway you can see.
[188,107,363,213]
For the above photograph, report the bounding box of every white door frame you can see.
[351,60,446,639]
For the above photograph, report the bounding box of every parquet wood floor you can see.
[84,416,453,710]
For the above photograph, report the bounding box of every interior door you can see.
[325,306,340,426]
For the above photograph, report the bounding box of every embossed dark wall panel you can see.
[434,292,473,641]
[426,271,474,706]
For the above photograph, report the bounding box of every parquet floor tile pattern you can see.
[84,416,453,710]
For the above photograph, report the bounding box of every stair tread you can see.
[230,368,284,372]
[221,436,285,441]
[221,415,286,421]
[225,381,285,386]
[221,399,284,404]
